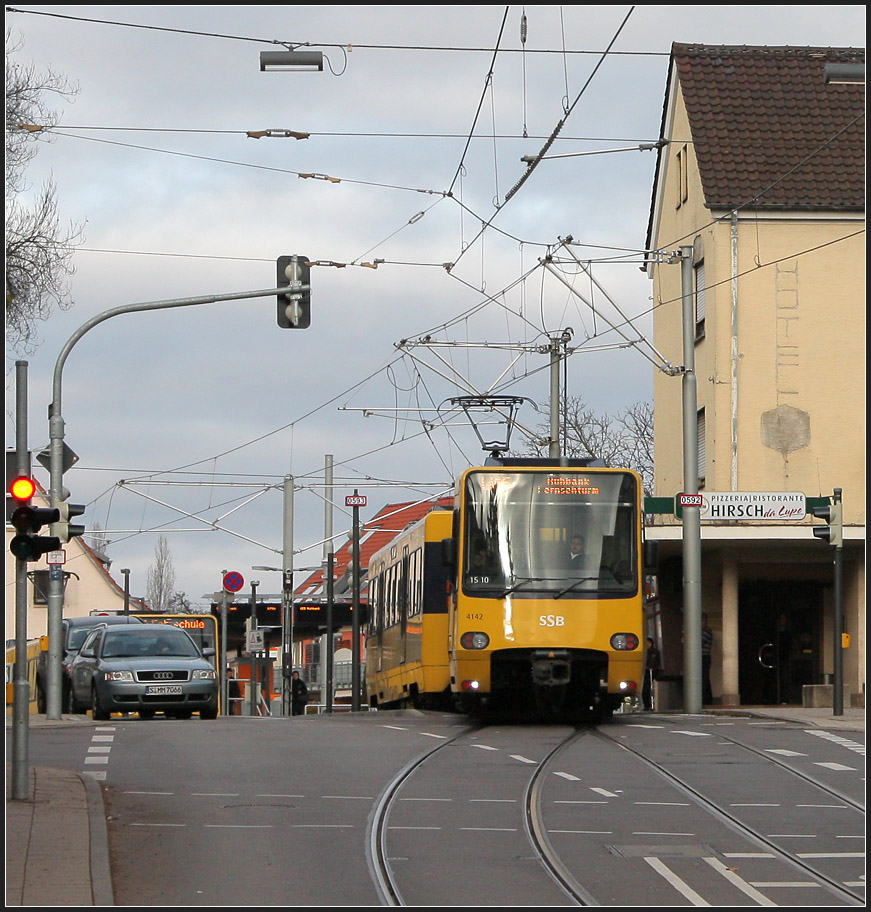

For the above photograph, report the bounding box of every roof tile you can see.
[671,44,865,210]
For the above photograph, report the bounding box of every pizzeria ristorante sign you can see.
[675,491,807,521]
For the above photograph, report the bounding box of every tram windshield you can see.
[462,469,638,597]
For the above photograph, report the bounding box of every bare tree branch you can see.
[146,536,176,614]
[526,397,654,494]
[5,27,83,354]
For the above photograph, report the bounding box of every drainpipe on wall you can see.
[730,211,739,490]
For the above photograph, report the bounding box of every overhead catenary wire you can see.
[503,6,636,203]
[6,6,669,57]
[10,6,861,590]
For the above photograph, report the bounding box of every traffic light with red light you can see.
[9,475,36,502]
[8,476,62,560]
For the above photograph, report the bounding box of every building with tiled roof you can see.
[645,44,864,708]
[294,497,454,601]
[667,44,863,212]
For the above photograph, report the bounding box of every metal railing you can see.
[300,660,362,692]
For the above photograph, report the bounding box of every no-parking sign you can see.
[223,570,245,593]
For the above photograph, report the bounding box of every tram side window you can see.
[388,564,398,627]
[399,553,408,622]
[383,567,391,628]
[408,548,422,617]
[368,568,382,635]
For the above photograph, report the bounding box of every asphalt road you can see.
[20,708,866,907]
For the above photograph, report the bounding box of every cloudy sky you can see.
[5,5,865,606]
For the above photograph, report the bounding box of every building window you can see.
[30,570,73,605]
[676,144,689,207]
[32,570,50,605]
[694,258,706,339]
[697,408,706,487]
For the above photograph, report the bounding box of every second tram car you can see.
[366,507,453,710]
[365,458,655,721]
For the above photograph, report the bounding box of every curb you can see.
[82,774,114,906]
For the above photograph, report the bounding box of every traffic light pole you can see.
[44,284,293,718]
[12,360,30,799]
[832,488,844,716]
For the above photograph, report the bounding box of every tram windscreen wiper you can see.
[498,576,550,597]
[552,576,599,599]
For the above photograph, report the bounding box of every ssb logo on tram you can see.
[539,615,566,627]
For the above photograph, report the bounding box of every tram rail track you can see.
[594,724,864,906]
[367,717,863,906]
[368,723,586,906]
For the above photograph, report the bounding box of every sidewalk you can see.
[5,706,864,906]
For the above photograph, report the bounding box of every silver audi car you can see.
[68,623,219,720]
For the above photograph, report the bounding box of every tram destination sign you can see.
[676,491,806,521]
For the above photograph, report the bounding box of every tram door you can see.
[738,581,821,705]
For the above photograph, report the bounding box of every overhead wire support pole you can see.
[351,490,362,711]
[44,284,294,719]
[323,455,334,714]
[282,475,294,717]
[679,246,703,715]
[540,248,676,375]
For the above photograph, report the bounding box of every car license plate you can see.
[145,684,182,695]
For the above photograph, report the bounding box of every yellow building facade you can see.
[645,44,864,707]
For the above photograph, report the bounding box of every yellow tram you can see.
[366,458,656,721]
[365,506,453,709]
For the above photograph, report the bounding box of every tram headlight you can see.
[610,632,639,650]
[461,679,480,691]
[460,631,489,650]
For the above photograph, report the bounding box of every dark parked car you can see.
[36,614,143,714]
[68,623,218,720]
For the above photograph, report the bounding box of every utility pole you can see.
[350,489,363,711]
[249,580,259,716]
[546,329,574,460]
[323,455,334,713]
[325,552,335,714]
[549,335,561,459]
[282,476,294,716]
[680,246,703,714]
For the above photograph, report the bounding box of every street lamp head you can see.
[260,50,324,72]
